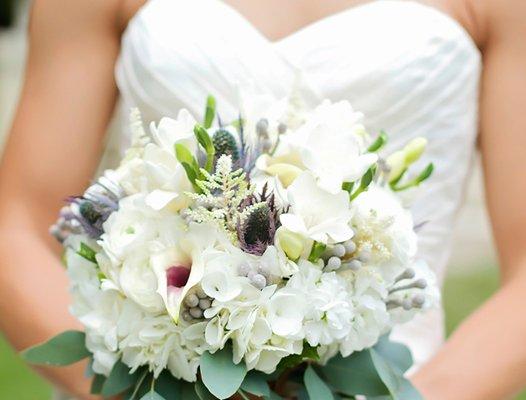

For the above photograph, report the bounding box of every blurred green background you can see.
[3,264,523,399]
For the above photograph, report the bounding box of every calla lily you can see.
[151,223,230,323]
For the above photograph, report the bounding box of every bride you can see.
[0,0,525,398]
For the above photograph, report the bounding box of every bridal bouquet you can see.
[24,92,438,400]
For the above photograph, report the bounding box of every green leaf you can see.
[308,242,327,262]
[195,380,216,400]
[175,143,199,169]
[240,371,270,397]
[370,349,401,398]
[304,366,334,400]
[21,330,90,366]
[322,351,388,397]
[194,125,216,172]
[268,391,284,400]
[374,335,413,374]
[204,96,216,129]
[367,131,388,152]
[90,374,106,395]
[101,361,141,397]
[370,346,423,400]
[200,345,247,399]
[140,392,166,400]
[78,243,97,264]
[181,382,201,400]
[85,357,95,378]
[416,163,434,184]
[154,371,182,399]
[342,181,354,194]
[277,344,319,371]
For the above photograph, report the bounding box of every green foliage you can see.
[240,371,271,397]
[308,242,327,262]
[277,344,319,372]
[186,155,251,240]
[323,351,387,397]
[140,392,166,400]
[321,338,421,399]
[175,143,203,192]
[304,366,334,400]
[78,243,98,264]
[350,165,376,200]
[101,361,142,397]
[199,345,247,399]
[91,374,106,395]
[391,163,434,192]
[21,330,90,366]
[204,96,216,129]
[194,124,216,172]
[367,131,388,152]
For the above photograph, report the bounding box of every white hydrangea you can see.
[284,261,354,346]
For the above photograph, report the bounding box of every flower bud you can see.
[386,150,406,183]
[404,137,427,164]
[276,228,305,260]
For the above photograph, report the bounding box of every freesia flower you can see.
[280,172,354,244]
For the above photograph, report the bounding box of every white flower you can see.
[285,261,354,346]
[350,185,417,280]
[280,172,354,244]
[338,268,390,356]
[284,100,377,193]
[115,110,198,210]
[119,247,165,314]
[267,288,306,338]
[150,223,231,323]
[118,302,200,381]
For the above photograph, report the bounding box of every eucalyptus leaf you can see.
[21,330,90,366]
[322,351,388,397]
[370,349,402,398]
[101,361,141,397]
[195,380,216,400]
[304,366,334,400]
[370,349,423,400]
[140,392,166,400]
[200,346,247,399]
[90,374,106,395]
[374,335,413,373]
[240,371,270,397]
[154,371,180,399]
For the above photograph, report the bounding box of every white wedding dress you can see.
[56,0,481,398]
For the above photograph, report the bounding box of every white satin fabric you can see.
[106,0,482,370]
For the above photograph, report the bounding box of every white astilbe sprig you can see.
[185,155,254,241]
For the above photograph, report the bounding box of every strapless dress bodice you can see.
[108,0,482,368]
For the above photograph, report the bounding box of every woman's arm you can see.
[0,0,124,397]
[412,1,526,399]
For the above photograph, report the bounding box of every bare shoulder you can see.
[118,0,148,32]
[460,0,526,48]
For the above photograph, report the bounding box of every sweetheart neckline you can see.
[125,0,480,57]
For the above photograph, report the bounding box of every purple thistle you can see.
[237,183,283,256]
[50,176,121,242]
